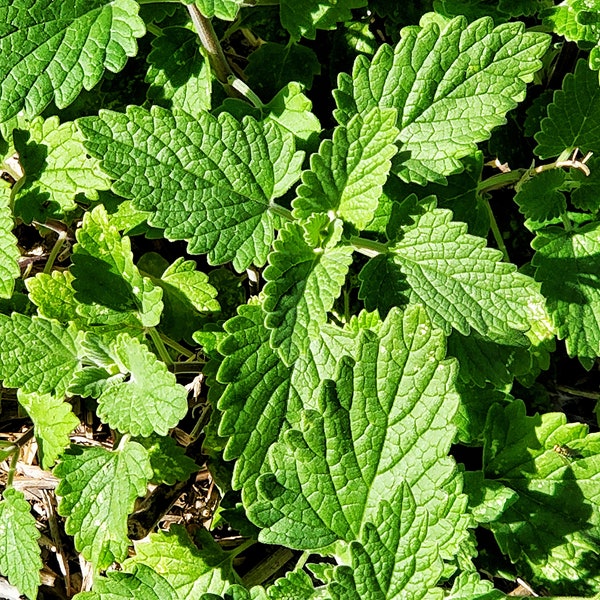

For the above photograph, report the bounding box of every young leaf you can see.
[482,400,600,593]
[334,16,550,183]
[263,218,354,365]
[292,108,398,229]
[514,169,568,224]
[0,314,81,397]
[124,525,241,598]
[55,441,152,570]
[135,434,199,485]
[26,270,80,323]
[0,488,42,600]
[17,390,79,469]
[390,203,543,343]
[13,116,112,223]
[78,106,304,271]
[535,59,600,159]
[0,180,19,299]
[194,0,243,20]
[92,332,188,437]
[0,0,146,122]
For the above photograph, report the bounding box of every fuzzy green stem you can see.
[478,169,526,194]
[349,235,389,258]
[268,203,294,221]
[172,361,205,374]
[229,538,256,559]
[4,428,35,487]
[159,332,195,359]
[43,230,67,274]
[560,211,573,232]
[147,327,174,366]
[484,198,510,262]
[6,449,19,488]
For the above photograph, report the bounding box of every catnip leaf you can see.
[514,169,568,224]
[74,563,178,600]
[0,0,145,122]
[482,400,600,593]
[194,0,243,20]
[532,223,600,360]
[92,332,188,436]
[13,116,111,223]
[292,108,398,229]
[55,441,152,570]
[78,106,304,271]
[263,219,354,365]
[570,155,600,212]
[71,205,163,328]
[334,16,550,183]
[0,314,80,397]
[535,59,600,159]
[0,181,19,299]
[135,434,199,485]
[17,390,79,469]
[390,203,543,343]
[249,306,468,562]
[146,26,211,115]
[0,488,42,600]
[26,270,80,323]
[125,525,240,597]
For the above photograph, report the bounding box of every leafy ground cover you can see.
[2,1,600,598]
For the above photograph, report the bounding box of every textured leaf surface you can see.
[0,314,80,396]
[293,108,397,229]
[0,181,19,298]
[136,434,198,485]
[0,0,145,121]
[532,223,600,360]
[535,59,600,159]
[26,270,79,323]
[93,332,188,436]
[72,205,163,328]
[125,525,240,598]
[0,488,42,600]
[334,16,549,183]
[249,306,467,561]
[358,255,409,319]
[17,390,79,469]
[483,400,600,593]
[78,106,304,271]
[264,219,353,365]
[514,169,567,224]
[13,116,111,222]
[194,0,242,20]
[391,204,542,342]
[55,442,152,570]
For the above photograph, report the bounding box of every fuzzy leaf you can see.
[194,0,242,20]
[0,489,42,600]
[358,255,409,319]
[125,525,240,597]
[532,223,600,360]
[249,306,468,562]
[334,16,550,183]
[293,108,398,229]
[136,434,199,485]
[483,400,600,593]
[570,155,600,212]
[91,332,188,436]
[390,203,543,343]
[514,169,568,223]
[17,390,79,469]
[0,0,145,122]
[78,106,304,271]
[263,219,354,365]
[72,205,163,328]
[0,181,19,299]
[26,270,79,323]
[161,257,220,313]
[535,59,600,159]
[13,116,112,222]
[0,314,80,396]
[55,442,152,570]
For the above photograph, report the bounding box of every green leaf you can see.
[463,471,518,524]
[570,155,600,212]
[292,108,398,229]
[334,16,550,183]
[535,59,600,159]
[390,203,543,343]
[532,223,600,360]
[55,441,152,570]
[0,180,19,299]
[17,390,79,469]
[90,332,188,436]
[263,219,353,365]
[26,270,80,323]
[280,0,366,40]
[125,525,241,597]
[246,42,321,100]
[136,434,199,485]
[72,205,163,328]
[78,106,304,271]
[514,169,568,224]
[194,0,243,20]
[0,0,146,122]
[13,116,112,223]
[0,488,42,600]
[482,400,600,593]
[74,563,178,600]
[249,306,468,562]
[146,26,211,115]
[0,314,80,396]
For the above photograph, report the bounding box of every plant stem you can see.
[268,203,294,221]
[350,235,388,258]
[478,169,526,194]
[43,230,67,274]
[159,332,195,359]
[484,198,510,262]
[147,327,174,366]
[6,449,19,488]
[229,537,256,559]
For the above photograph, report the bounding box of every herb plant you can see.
[1,1,600,598]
